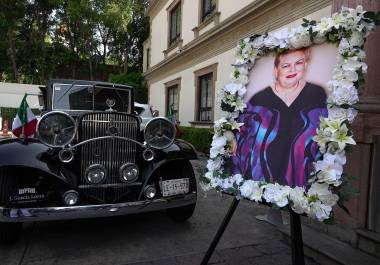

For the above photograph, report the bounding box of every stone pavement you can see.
[0,154,319,265]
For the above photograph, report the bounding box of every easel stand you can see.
[200,197,240,265]
[290,210,305,265]
[200,197,305,265]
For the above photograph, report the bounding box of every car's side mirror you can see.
[152,110,159,117]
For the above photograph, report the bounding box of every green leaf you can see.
[324,216,336,225]
[364,11,376,20]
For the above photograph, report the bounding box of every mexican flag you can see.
[12,94,37,138]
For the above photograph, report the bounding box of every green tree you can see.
[109,72,147,103]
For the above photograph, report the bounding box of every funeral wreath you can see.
[201,6,380,222]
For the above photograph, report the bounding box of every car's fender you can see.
[0,138,72,185]
[159,139,198,160]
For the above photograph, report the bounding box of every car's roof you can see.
[47,79,134,90]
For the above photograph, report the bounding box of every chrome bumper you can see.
[0,193,197,222]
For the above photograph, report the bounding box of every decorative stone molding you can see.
[192,11,221,38]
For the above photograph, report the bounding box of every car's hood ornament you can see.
[106,98,116,111]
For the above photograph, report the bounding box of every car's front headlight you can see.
[37,111,76,148]
[144,117,175,149]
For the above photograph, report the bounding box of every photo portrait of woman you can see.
[230,47,329,188]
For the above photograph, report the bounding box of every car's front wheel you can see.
[0,167,22,244]
[166,203,196,222]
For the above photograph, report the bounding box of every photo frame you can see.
[201,6,379,222]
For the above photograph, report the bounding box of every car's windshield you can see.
[52,83,131,112]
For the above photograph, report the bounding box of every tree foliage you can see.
[0,0,149,84]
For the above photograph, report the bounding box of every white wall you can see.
[148,0,261,68]
[0,82,41,109]
[149,48,235,126]
[148,5,333,126]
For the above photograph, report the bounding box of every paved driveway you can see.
[0,158,318,265]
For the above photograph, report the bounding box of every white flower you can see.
[313,32,326,44]
[332,12,345,29]
[308,183,339,207]
[232,174,244,186]
[307,201,332,221]
[332,67,358,83]
[224,83,247,97]
[338,38,352,54]
[289,26,312,49]
[228,97,246,112]
[209,135,227,158]
[220,178,234,189]
[251,35,265,49]
[270,28,290,48]
[206,157,223,172]
[210,176,222,188]
[289,187,309,214]
[230,66,249,85]
[313,17,334,34]
[314,153,345,185]
[240,180,263,202]
[263,35,279,49]
[263,183,291,207]
[329,84,359,106]
[341,57,366,72]
[214,117,227,134]
[349,31,364,47]
[328,106,358,123]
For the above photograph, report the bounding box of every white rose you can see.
[251,35,265,49]
[240,180,263,202]
[209,135,227,158]
[263,183,291,207]
[289,186,309,214]
[221,178,234,189]
[328,106,358,123]
[206,157,223,172]
[224,83,240,95]
[271,28,290,48]
[330,85,359,106]
[342,57,364,72]
[338,38,352,54]
[210,177,222,188]
[263,35,278,49]
[349,31,364,47]
[290,26,312,49]
[307,201,332,221]
[232,174,244,186]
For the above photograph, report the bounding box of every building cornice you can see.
[146,0,167,17]
[144,0,332,82]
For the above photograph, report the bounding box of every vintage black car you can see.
[0,79,198,243]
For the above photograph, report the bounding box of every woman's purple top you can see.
[231,82,328,188]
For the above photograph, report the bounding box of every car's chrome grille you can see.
[78,112,139,202]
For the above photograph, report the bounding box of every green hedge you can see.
[0,107,41,124]
[178,126,214,154]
